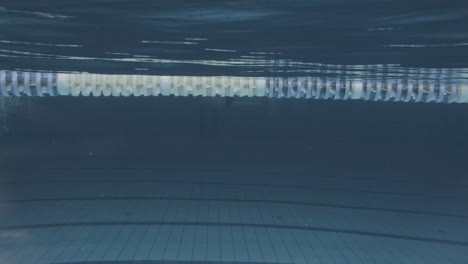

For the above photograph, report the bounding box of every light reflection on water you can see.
[0,0,467,79]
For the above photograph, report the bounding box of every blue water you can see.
[1,0,468,79]
[1,1,468,264]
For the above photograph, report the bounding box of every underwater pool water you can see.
[1,0,468,264]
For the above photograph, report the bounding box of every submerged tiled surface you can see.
[1,168,468,264]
